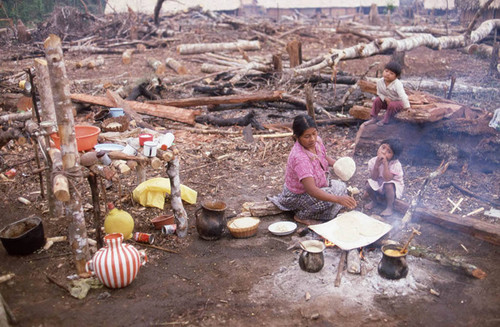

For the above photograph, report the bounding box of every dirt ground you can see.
[1,11,499,327]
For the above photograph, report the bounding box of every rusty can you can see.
[161,224,177,235]
[133,232,155,244]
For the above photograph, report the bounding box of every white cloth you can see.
[367,157,404,199]
[376,77,410,109]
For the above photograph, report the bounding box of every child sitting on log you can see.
[367,61,410,126]
[364,139,404,216]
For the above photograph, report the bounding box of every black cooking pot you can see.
[0,217,45,255]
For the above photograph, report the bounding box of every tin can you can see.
[161,224,177,235]
[133,232,155,244]
[4,168,16,178]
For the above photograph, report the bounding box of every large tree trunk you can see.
[290,19,500,77]
[44,34,90,275]
[146,90,284,107]
[177,40,261,55]
[70,93,201,125]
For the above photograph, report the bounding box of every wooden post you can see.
[304,83,315,122]
[272,54,283,72]
[34,58,63,219]
[87,172,103,249]
[286,40,302,68]
[44,34,90,275]
[166,157,189,238]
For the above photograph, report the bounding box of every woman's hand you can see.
[335,195,357,209]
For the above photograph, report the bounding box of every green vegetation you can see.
[0,0,106,26]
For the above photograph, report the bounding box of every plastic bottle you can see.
[158,132,175,150]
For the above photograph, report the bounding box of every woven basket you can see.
[101,116,129,132]
[227,217,260,238]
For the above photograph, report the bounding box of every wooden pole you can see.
[334,250,347,287]
[166,156,189,238]
[304,83,315,122]
[34,59,63,215]
[44,34,90,275]
[88,172,103,249]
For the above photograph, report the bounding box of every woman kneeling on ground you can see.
[269,114,357,226]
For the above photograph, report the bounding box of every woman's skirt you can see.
[269,179,347,221]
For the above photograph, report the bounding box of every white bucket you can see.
[143,141,158,157]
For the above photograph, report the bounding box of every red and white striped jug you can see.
[85,233,147,288]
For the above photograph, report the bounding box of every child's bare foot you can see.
[294,216,318,226]
[376,121,387,127]
[364,201,375,210]
[364,118,378,126]
[380,208,393,216]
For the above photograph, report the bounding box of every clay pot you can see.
[298,240,325,273]
[151,214,175,230]
[378,244,409,280]
[195,200,227,241]
[85,233,147,288]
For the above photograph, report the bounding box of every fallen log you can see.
[195,110,265,129]
[148,58,166,75]
[106,90,155,130]
[70,93,201,125]
[165,57,187,75]
[288,19,500,77]
[394,200,500,246]
[177,40,261,55]
[76,55,104,69]
[146,90,284,107]
[0,111,32,124]
[408,246,487,279]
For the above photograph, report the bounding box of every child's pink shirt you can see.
[367,157,405,199]
[284,136,329,194]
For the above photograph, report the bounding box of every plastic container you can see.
[109,108,125,117]
[50,125,100,152]
[158,132,175,150]
[143,141,157,157]
[139,133,153,146]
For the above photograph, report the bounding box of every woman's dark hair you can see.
[382,138,403,159]
[292,114,317,137]
[385,61,402,77]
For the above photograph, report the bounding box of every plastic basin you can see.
[51,125,100,152]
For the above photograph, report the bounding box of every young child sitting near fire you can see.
[367,61,410,126]
[364,139,404,216]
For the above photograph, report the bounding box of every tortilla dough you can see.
[331,226,360,243]
[334,211,360,227]
[333,157,356,181]
[358,221,386,237]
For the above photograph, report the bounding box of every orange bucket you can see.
[51,125,100,152]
